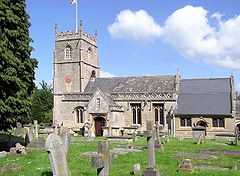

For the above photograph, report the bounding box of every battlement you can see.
[55,30,97,46]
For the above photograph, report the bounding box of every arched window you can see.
[131,103,142,125]
[75,107,84,123]
[65,45,72,59]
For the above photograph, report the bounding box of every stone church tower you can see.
[53,24,100,125]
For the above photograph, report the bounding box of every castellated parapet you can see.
[56,30,97,47]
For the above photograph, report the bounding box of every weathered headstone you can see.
[27,125,34,143]
[45,133,70,176]
[34,120,38,139]
[178,159,193,172]
[60,128,71,154]
[13,122,27,139]
[154,125,164,151]
[192,126,205,144]
[143,121,160,176]
[91,141,110,176]
[132,163,141,175]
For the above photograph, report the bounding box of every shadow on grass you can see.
[0,134,26,151]
[41,171,52,176]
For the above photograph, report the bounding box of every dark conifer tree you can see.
[0,0,38,130]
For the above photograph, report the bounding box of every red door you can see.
[94,117,106,136]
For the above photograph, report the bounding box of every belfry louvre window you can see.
[65,46,72,59]
[75,107,84,123]
[131,103,142,125]
[212,118,225,128]
[180,117,192,127]
[153,104,164,125]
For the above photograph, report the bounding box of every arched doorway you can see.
[196,120,208,128]
[94,117,106,136]
[196,120,208,136]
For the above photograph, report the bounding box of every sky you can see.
[26,0,240,89]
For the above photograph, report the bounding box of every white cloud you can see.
[162,5,240,69]
[108,9,162,41]
[109,6,240,69]
[100,70,115,78]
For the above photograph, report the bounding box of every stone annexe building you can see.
[53,25,237,138]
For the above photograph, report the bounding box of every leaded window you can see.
[75,107,84,123]
[153,104,164,125]
[131,103,142,125]
[212,118,225,128]
[180,117,192,127]
[65,46,72,59]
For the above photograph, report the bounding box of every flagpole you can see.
[75,0,78,32]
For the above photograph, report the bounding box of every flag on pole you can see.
[70,0,77,4]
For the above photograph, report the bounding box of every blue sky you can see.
[26,0,240,89]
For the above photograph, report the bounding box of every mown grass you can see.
[0,137,240,176]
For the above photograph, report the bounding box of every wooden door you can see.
[94,117,106,136]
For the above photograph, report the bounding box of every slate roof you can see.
[176,78,232,115]
[84,75,176,93]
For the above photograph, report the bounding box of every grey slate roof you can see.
[176,78,232,115]
[84,75,176,93]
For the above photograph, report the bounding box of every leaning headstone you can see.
[143,121,160,176]
[60,128,71,154]
[45,133,70,176]
[178,159,193,172]
[91,141,111,176]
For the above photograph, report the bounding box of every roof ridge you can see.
[97,74,176,79]
[182,77,230,81]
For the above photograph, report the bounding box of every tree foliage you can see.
[31,81,53,123]
[0,0,38,130]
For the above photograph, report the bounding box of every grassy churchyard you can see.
[0,137,240,176]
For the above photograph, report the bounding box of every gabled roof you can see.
[176,78,232,115]
[84,75,176,94]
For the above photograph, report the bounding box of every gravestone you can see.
[143,121,160,176]
[154,125,164,151]
[33,120,38,139]
[132,163,141,175]
[91,141,110,176]
[27,125,34,143]
[178,159,193,172]
[192,126,205,144]
[60,128,71,154]
[45,133,70,176]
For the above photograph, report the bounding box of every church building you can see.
[53,25,237,138]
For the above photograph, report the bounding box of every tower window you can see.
[87,47,93,59]
[75,107,84,123]
[91,70,96,79]
[131,103,142,125]
[65,46,72,59]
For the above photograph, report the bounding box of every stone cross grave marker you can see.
[45,133,70,176]
[91,140,111,176]
[143,120,160,176]
[33,120,38,139]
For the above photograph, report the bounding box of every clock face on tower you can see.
[64,75,72,93]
